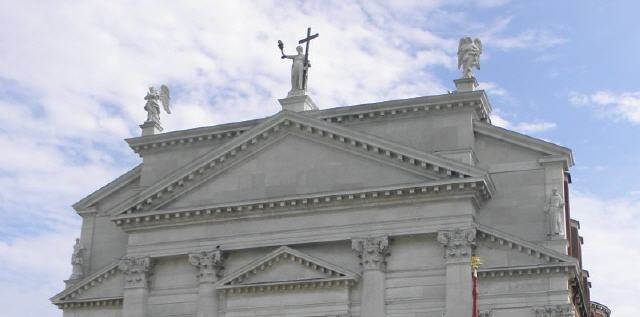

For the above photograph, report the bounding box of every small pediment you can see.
[217,246,359,293]
[50,261,123,307]
[475,225,577,277]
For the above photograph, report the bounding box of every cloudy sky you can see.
[1,1,638,316]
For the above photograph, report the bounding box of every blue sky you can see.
[0,1,638,316]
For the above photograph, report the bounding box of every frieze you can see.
[533,304,575,317]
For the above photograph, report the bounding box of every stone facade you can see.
[52,82,606,316]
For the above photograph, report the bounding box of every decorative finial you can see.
[471,255,482,271]
[140,84,171,136]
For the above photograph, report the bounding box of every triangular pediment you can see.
[112,111,487,216]
[164,133,429,209]
[217,246,359,292]
[476,225,576,270]
[50,261,123,306]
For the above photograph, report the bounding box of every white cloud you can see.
[569,91,640,123]
[491,112,557,134]
[571,190,640,316]
[478,81,508,96]
[481,16,566,51]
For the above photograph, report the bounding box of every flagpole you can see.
[471,256,482,317]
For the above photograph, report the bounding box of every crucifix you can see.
[278,27,319,96]
[298,27,319,90]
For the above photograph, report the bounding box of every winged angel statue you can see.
[144,85,171,124]
[457,37,482,78]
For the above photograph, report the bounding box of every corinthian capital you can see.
[189,247,224,283]
[118,256,152,289]
[533,304,575,317]
[352,236,390,271]
[437,228,476,261]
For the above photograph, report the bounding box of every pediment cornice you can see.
[111,110,490,217]
[216,246,359,294]
[476,224,577,265]
[50,261,120,305]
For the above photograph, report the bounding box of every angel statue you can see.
[144,85,171,124]
[457,37,482,78]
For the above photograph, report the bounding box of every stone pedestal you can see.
[278,94,318,112]
[438,228,476,317]
[119,256,152,317]
[541,239,569,254]
[352,236,390,317]
[140,120,163,136]
[189,249,224,317]
[454,77,478,93]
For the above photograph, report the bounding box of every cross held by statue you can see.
[298,27,319,90]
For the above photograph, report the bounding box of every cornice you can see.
[473,120,574,167]
[477,224,576,264]
[477,263,574,278]
[112,178,492,229]
[314,90,492,124]
[51,261,120,304]
[54,297,123,309]
[111,111,488,217]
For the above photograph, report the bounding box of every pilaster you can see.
[352,236,390,317]
[189,248,224,317]
[119,256,152,317]
[437,228,476,317]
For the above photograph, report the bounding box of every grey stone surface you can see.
[52,82,589,317]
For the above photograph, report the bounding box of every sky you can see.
[0,0,638,316]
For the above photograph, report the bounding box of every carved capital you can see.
[437,228,476,261]
[118,256,152,289]
[533,304,575,317]
[352,236,390,271]
[189,248,224,283]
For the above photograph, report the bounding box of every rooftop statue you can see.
[144,85,171,124]
[278,27,319,97]
[457,37,482,79]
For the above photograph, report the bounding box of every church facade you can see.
[51,40,608,317]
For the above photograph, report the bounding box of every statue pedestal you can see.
[278,94,318,112]
[454,77,478,93]
[140,120,163,136]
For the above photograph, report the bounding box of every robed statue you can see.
[144,85,171,124]
[69,238,85,280]
[278,28,319,97]
[544,188,565,237]
[457,37,482,78]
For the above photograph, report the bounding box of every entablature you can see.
[112,177,493,230]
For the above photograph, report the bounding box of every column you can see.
[119,256,152,317]
[437,228,476,317]
[189,247,224,317]
[352,236,390,317]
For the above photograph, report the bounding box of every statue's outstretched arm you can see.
[282,54,295,60]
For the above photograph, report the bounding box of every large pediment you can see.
[111,111,488,216]
[217,246,359,293]
[164,133,429,209]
